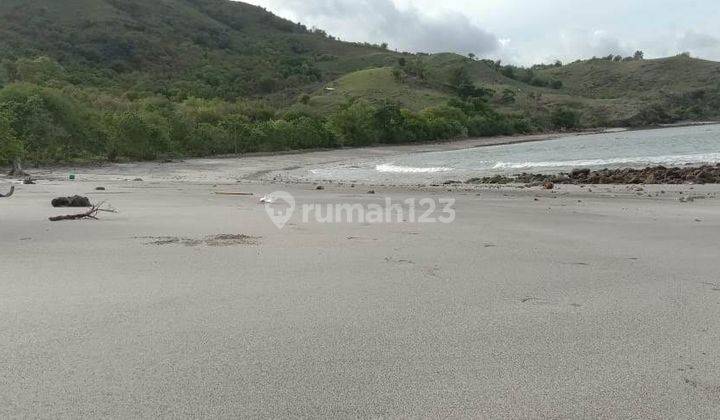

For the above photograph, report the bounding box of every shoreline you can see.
[1,131,579,185]
[3,122,720,188]
[0,130,582,173]
[6,120,720,174]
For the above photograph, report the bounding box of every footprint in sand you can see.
[384,256,414,265]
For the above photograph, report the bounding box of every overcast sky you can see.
[243,0,720,65]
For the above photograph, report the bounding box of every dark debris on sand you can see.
[139,234,260,247]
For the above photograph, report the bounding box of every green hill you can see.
[538,55,720,99]
[538,56,720,125]
[0,0,719,170]
[306,51,720,127]
[0,0,399,100]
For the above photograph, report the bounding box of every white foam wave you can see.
[492,153,720,170]
[376,163,453,173]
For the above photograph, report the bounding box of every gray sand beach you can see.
[2,139,720,417]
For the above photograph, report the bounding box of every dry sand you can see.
[2,148,720,417]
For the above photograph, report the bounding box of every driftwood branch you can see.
[49,201,116,222]
[0,186,14,198]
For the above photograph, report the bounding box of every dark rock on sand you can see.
[571,168,591,177]
[468,175,514,184]
[51,195,92,207]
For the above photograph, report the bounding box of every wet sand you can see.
[2,168,720,417]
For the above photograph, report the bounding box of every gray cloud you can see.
[245,0,720,65]
[677,31,720,60]
[250,0,499,56]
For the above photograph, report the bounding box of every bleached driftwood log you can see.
[49,202,116,221]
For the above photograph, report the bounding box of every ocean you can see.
[305,124,720,184]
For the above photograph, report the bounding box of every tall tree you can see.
[0,109,25,176]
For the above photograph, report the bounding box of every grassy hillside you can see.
[309,67,449,111]
[0,0,718,170]
[539,55,720,99]
[304,50,720,127]
[536,55,720,124]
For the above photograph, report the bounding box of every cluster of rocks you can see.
[468,164,720,185]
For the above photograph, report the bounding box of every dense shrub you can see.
[374,102,409,144]
[0,83,94,161]
[106,110,172,160]
[326,101,378,147]
[551,108,581,129]
[0,109,24,166]
[468,114,513,137]
[400,110,434,142]
[290,117,337,149]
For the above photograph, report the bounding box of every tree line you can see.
[0,80,583,172]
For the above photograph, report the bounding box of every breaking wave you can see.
[376,163,453,173]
